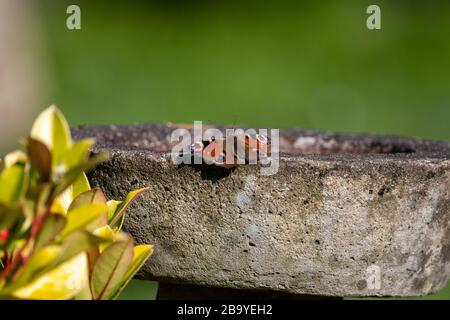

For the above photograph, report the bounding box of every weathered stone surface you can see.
[72,124,450,297]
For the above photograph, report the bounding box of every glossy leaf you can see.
[0,164,26,205]
[0,203,22,231]
[107,200,121,221]
[90,239,134,300]
[11,252,89,300]
[35,183,53,214]
[52,153,109,199]
[34,214,66,250]
[109,187,148,229]
[51,230,107,268]
[0,105,153,300]
[4,150,27,168]
[93,225,116,242]
[3,231,106,296]
[1,232,103,296]
[73,172,91,197]
[60,139,95,171]
[75,283,93,300]
[93,226,129,253]
[111,211,125,231]
[94,225,116,253]
[52,172,91,214]
[26,138,52,181]
[30,105,72,166]
[60,203,108,238]
[2,245,62,294]
[108,244,153,300]
[68,188,106,212]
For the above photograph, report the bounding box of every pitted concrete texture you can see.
[73,124,450,297]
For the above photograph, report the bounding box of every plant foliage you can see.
[0,105,152,300]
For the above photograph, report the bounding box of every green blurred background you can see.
[1,0,450,299]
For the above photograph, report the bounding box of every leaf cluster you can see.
[0,106,152,300]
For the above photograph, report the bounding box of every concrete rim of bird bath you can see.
[73,124,450,298]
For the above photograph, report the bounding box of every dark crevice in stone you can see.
[177,163,234,181]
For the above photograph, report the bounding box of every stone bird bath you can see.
[72,124,450,299]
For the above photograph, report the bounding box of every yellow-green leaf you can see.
[4,150,27,168]
[2,245,62,294]
[93,226,128,253]
[52,230,107,268]
[72,172,91,198]
[52,153,109,199]
[34,214,67,250]
[60,139,95,171]
[75,284,93,300]
[0,164,26,205]
[109,187,148,229]
[68,188,106,212]
[90,239,134,300]
[30,105,72,166]
[11,252,89,300]
[52,172,91,214]
[94,225,116,241]
[108,244,153,300]
[60,203,108,238]
[107,200,121,221]
[0,203,22,231]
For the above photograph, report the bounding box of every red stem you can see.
[4,252,10,267]
[0,208,49,281]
